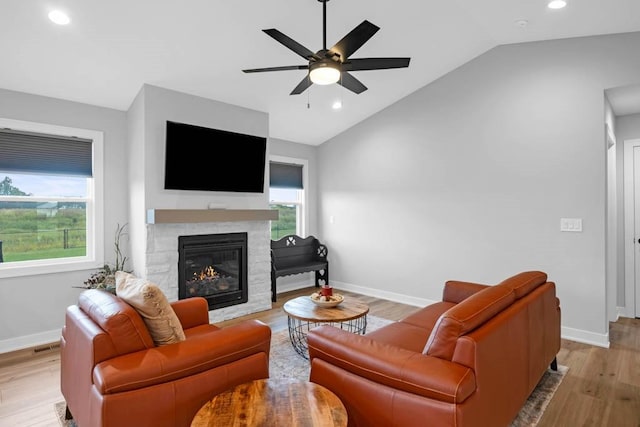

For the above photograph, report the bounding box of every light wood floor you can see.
[0,287,639,426]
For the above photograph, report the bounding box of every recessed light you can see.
[547,0,567,9]
[332,100,342,110]
[48,10,71,25]
[515,19,528,28]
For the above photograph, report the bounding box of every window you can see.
[269,156,307,241]
[0,118,103,278]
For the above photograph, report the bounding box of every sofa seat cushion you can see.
[366,322,433,353]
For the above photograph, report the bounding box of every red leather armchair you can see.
[61,289,271,427]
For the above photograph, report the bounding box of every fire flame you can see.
[193,266,219,281]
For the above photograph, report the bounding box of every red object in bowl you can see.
[320,286,333,297]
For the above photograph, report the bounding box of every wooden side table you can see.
[283,296,369,359]
[191,378,347,427]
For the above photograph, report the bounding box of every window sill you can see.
[0,258,103,279]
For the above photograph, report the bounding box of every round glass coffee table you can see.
[283,295,369,359]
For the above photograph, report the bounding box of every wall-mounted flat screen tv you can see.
[164,121,267,193]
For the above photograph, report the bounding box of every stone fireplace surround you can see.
[144,210,275,323]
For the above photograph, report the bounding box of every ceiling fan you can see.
[242,0,410,95]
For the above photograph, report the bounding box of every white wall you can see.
[0,88,128,350]
[318,32,640,347]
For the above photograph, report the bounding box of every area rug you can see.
[54,315,567,426]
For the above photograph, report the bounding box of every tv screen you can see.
[164,121,267,193]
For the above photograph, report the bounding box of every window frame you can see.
[0,118,104,278]
[269,155,308,238]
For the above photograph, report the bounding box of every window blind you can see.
[0,128,93,177]
[269,162,303,189]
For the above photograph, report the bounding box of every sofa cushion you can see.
[442,281,490,303]
[365,322,433,353]
[498,271,547,299]
[116,271,186,346]
[423,284,515,360]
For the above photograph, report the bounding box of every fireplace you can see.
[178,232,248,310]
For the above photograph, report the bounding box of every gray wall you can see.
[0,84,319,351]
[0,88,128,349]
[126,85,270,276]
[617,113,640,141]
[270,138,319,291]
[317,32,640,346]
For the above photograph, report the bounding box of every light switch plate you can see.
[560,218,582,232]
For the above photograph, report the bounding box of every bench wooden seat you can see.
[270,235,329,302]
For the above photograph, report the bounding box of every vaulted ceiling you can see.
[1,0,639,145]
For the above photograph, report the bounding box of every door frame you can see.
[623,138,640,318]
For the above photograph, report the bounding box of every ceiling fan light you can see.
[309,62,340,85]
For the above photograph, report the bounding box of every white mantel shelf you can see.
[147,209,278,224]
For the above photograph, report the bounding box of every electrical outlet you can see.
[560,218,582,232]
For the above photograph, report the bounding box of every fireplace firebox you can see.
[178,233,248,310]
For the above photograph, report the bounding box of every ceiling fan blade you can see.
[243,65,309,73]
[290,75,313,95]
[338,72,367,94]
[263,29,319,61]
[329,20,380,61]
[342,57,410,71]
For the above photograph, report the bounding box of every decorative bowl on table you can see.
[310,292,344,308]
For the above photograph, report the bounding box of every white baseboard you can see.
[0,328,61,354]
[617,305,636,319]
[331,280,438,308]
[561,326,610,348]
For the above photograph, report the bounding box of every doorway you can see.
[623,139,640,318]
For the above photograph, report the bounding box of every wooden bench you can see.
[270,235,329,302]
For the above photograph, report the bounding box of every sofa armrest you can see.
[308,326,475,403]
[443,280,490,303]
[170,297,209,330]
[93,319,271,394]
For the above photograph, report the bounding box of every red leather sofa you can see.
[61,290,271,427]
[308,271,561,427]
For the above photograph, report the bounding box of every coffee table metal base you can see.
[287,315,367,359]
